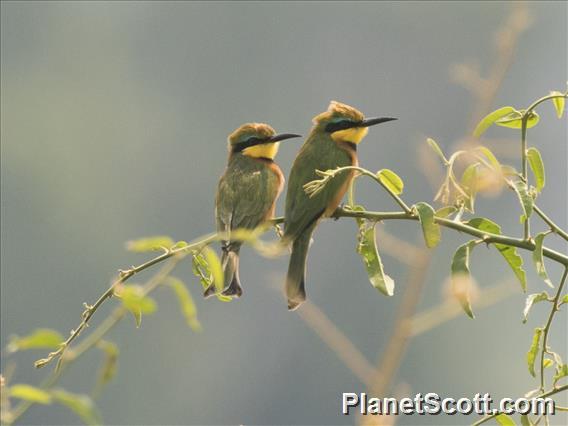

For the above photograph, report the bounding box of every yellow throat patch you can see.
[330,126,369,144]
[243,142,280,159]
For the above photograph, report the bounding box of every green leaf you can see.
[451,241,478,318]
[466,217,526,291]
[377,169,404,195]
[474,106,517,137]
[435,206,457,218]
[527,327,543,377]
[532,233,553,288]
[495,413,517,426]
[475,146,501,170]
[426,137,448,163]
[9,384,52,404]
[496,110,540,129]
[192,249,231,303]
[131,309,142,327]
[192,252,211,288]
[52,389,101,426]
[95,340,119,391]
[119,285,157,327]
[466,217,500,234]
[356,220,395,296]
[512,180,533,223]
[460,163,479,192]
[167,277,202,331]
[520,414,533,426]
[522,292,549,323]
[553,364,568,384]
[7,328,63,353]
[562,295,568,305]
[172,240,189,250]
[526,148,545,193]
[126,236,175,252]
[496,244,527,292]
[414,202,441,248]
[203,247,223,293]
[550,91,565,118]
[543,359,553,368]
[460,163,479,212]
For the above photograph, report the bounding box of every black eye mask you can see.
[231,137,265,153]
[325,120,358,133]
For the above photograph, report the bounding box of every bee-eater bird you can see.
[283,101,396,310]
[205,123,301,298]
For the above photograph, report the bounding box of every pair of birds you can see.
[205,101,396,310]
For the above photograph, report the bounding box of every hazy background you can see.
[1,1,566,425]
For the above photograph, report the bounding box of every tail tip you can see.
[221,286,243,298]
[203,285,217,299]
[286,281,306,311]
[221,276,243,298]
[287,298,304,311]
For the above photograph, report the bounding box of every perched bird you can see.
[283,101,396,310]
[205,123,301,298]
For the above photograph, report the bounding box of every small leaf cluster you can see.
[4,384,102,426]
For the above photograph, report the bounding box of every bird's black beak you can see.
[358,117,398,128]
[268,133,302,143]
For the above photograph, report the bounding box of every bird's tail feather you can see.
[220,248,242,297]
[203,247,242,298]
[286,233,310,310]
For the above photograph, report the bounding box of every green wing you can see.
[284,133,353,240]
[216,155,280,239]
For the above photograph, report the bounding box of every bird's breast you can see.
[267,161,285,195]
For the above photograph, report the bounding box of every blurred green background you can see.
[1,1,566,425]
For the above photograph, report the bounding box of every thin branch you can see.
[525,92,568,116]
[367,248,431,400]
[521,114,530,240]
[309,166,412,214]
[9,258,181,425]
[375,228,425,265]
[460,2,532,133]
[71,258,181,362]
[539,267,568,391]
[295,299,379,387]
[534,205,568,242]
[34,234,217,369]
[519,91,567,242]
[358,239,432,426]
[409,279,515,337]
[331,208,568,266]
[472,384,568,426]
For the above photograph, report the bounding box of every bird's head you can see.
[228,123,301,160]
[313,101,396,145]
